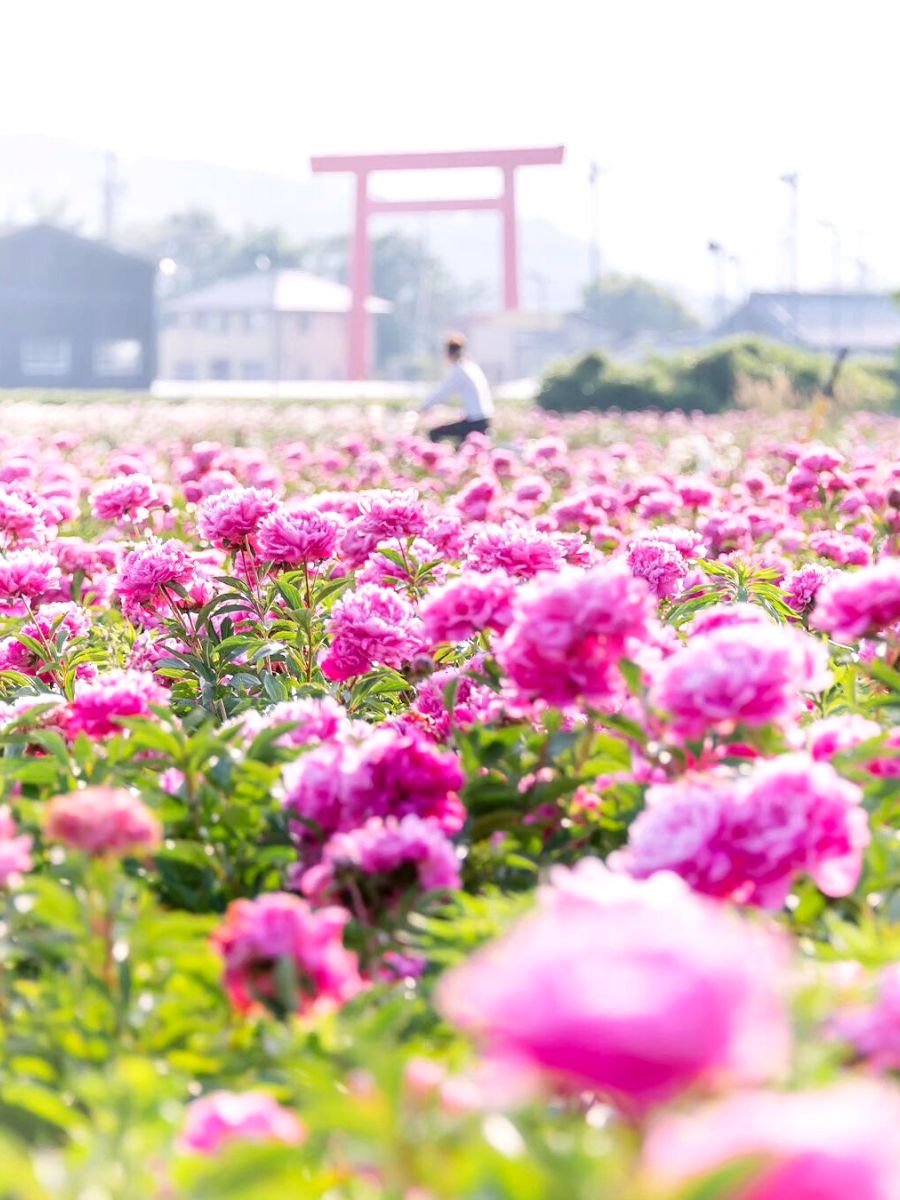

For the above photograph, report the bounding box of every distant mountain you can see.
[0,135,592,310]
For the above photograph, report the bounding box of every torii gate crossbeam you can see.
[310,146,565,379]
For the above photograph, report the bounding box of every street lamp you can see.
[707,240,728,324]
[818,219,843,348]
[588,162,607,284]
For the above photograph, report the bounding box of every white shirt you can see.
[421,359,494,420]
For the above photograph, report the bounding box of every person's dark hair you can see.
[445,333,466,361]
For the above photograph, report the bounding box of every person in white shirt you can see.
[420,333,494,444]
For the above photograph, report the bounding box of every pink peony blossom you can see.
[0,807,32,887]
[321,583,424,681]
[297,814,461,907]
[196,486,279,549]
[211,892,363,1016]
[0,549,61,602]
[116,539,197,604]
[90,473,161,522]
[256,505,340,564]
[465,522,568,579]
[625,537,689,599]
[497,564,655,706]
[835,965,900,1071]
[181,1090,305,1156]
[65,668,167,738]
[45,786,161,858]
[438,863,789,1113]
[612,754,869,908]
[650,621,830,739]
[420,571,515,645]
[812,558,900,640]
[643,1082,900,1200]
[0,489,45,544]
[807,713,882,760]
[784,561,835,614]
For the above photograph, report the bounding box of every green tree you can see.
[581,274,699,340]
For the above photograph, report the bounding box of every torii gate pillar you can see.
[310,146,565,379]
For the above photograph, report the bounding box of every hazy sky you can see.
[3,0,897,295]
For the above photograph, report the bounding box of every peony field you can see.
[2,395,900,1198]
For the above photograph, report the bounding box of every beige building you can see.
[462,310,602,383]
[159,270,390,381]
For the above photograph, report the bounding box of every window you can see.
[20,338,71,377]
[93,339,143,377]
[210,358,231,380]
[295,313,311,332]
[194,312,227,331]
[241,360,265,380]
[244,312,268,332]
[175,360,196,380]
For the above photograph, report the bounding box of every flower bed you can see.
[0,400,898,1197]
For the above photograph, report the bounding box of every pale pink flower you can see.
[211,892,363,1016]
[651,622,830,739]
[0,807,32,887]
[835,965,900,1071]
[438,863,789,1113]
[812,559,900,640]
[45,786,161,858]
[643,1082,900,1200]
[181,1091,305,1156]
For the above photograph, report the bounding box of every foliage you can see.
[580,272,700,340]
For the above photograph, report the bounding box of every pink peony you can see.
[116,539,197,604]
[196,486,278,549]
[807,713,882,761]
[465,522,568,579]
[321,583,424,681]
[0,549,61,602]
[812,558,900,640]
[45,786,161,858]
[783,561,835,614]
[420,571,515,645]
[643,1082,900,1200]
[232,696,356,749]
[0,807,32,887]
[650,621,830,739]
[496,564,655,706]
[90,473,161,522]
[211,892,363,1016]
[0,489,45,543]
[297,814,461,907]
[65,668,167,738]
[835,965,900,1071]
[438,863,789,1113]
[612,754,869,909]
[256,505,340,564]
[181,1090,305,1156]
[625,537,689,600]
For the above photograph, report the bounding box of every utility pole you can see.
[818,218,843,348]
[707,240,728,324]
[779,172,799,292]
[101,152,121,244]
[588,161,604,284]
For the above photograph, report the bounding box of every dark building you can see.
[0,224,156,389]
[716,290,900,356]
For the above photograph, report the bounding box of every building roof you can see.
[166,269,392,315]
[717,290,900,352]
[0,223,156,272]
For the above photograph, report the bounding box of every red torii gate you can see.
[310,146,565,379]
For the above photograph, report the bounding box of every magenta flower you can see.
[45,786,161,858]
[644,1082,900,1200]
[613,753,869,908]
[625,537,689,600]
[835,965,900,1072]
[321,583,424,681]
[115,538,197,604]
[297,814,461,907]
[211,892,363,1016]
[420,571,515,645]
[497,564,655,706]
[0,549,61,602]
[181,1091,305,1156]
[256,505,340,565]
[196,486,278,549]
[90,473,161,522]
[438,864,789,1113]
[65,668,167,739]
